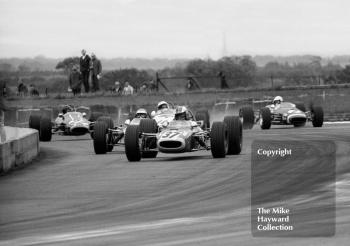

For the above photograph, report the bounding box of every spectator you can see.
[113,81,122,94]
[28,84,39,96]
[123,82,134,95]
[90,53,102,92]
[139,83,148,94]
[17,82,28,97]
[218,71,229,89]
[149,80,156,92]
[69,65,82,96]
[80,49,91,93]
[186,79,194,91]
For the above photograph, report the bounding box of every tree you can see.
[56,57,80,73]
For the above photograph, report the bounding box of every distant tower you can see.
[222,32,228,58]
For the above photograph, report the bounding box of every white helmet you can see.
[135,108,148,118]
[175,106,188,120]
[273,96,283,104]
[157,101,169,110]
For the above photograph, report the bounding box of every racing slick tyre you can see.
[29,114,41,131]
[239,107,254,129]
[139,119,158,158]
[260,108,271,130]
[224,116,242,155]
[39,117,52,142]
[195,110,210,129]
[210,121,228,158]
[97,116,114,151]
[312,106,324,127]
[125,125,142,162]
[295,103,306,112]
[93,121,108,154]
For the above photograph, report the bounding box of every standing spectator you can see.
[80,49,91,93]
[123,82,134,95]
[149,80,156,92]
[69,65,82,96]
[28,84,39,96]
[218,71,229,89]
[113,81,122,94]
[186,79,194,91]
[90,53,102,92]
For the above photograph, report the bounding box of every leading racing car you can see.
[124,106,242,161]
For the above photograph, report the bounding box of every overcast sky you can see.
[0,0,350,59]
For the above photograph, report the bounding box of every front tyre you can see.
[224,116,242,155]
[260,108,271,130]
[139,119,158,158]
[210,121,228,158]
[125,125,142,162]
[39,117,52,142]
[239,107,254,129]
[312,106,324,127]
[93,121,108,154]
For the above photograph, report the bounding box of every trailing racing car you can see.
[254,96,324,129]
[124,106,242,161]
[28,105,94,141]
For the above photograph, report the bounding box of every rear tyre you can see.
[93,121,108,154]
[125,125,141,162]
[195,110,210,129]
[39,117,52,142]
[210,121,227,158]
[29,114,41,131]
[295,103,306,112]
[139,119,158,158]
[260,108,271,130]
[239,107,254,129]
[312,106,324,127]
[224,116,242,155]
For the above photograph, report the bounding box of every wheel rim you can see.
[259,117,263,126]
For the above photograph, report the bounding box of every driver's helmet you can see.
[62,105,73,114]
[273,96,283,105]
[175,106,188,120]
[135,108,148,118]
[157,101,169,110]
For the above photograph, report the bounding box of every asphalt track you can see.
[0,123,350,246]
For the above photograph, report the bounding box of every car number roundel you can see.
[161,131,180,139]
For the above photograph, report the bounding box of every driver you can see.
[134,108,148,119]
[174,106,190,120]
[157,101,169,112]
[272,96,283,109]
[273,96,283,105]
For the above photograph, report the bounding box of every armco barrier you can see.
[0,126,39,173]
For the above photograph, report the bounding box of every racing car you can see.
[124,106,242,162]
[246,96,324,129]
[28,105,96,141]
[92,108,150,154]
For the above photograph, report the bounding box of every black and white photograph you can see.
[0,0,349,245]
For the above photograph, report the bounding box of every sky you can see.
[0,0,350,59]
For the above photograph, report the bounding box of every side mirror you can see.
[58,113,64,118]
[125,119,131,125]
[82,112,87,117]
[151,111,156,117]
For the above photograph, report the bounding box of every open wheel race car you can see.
[238,100,324,130]
[28,105,99,141]
[124,110,243,162]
